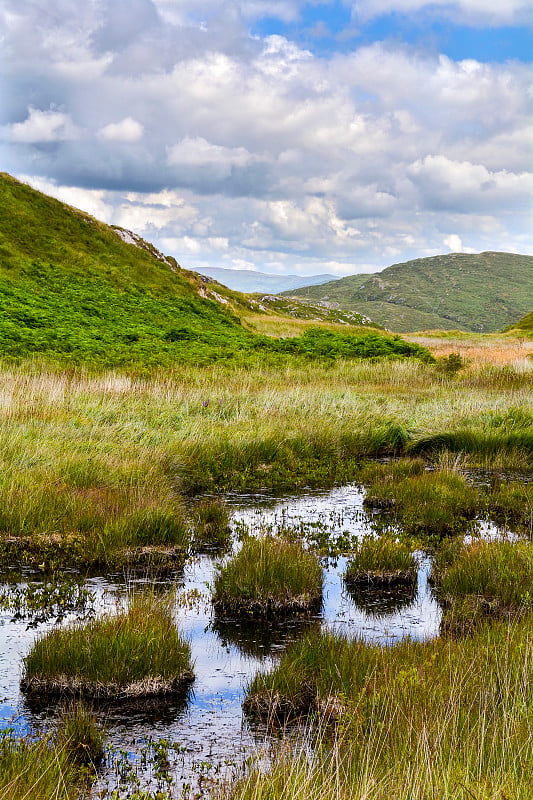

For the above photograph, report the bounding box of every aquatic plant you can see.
[192,498,231,551]
[213,536,323,617]
[55,701,105,766]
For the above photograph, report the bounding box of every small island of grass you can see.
[21,594,194,700]
[213,536,323,617]
[345,537,418,587]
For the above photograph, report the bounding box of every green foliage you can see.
[436,352,465,374]
[22,593,193,692]
[287,251,533,333]
[213,536,323,616]
[0,174,433,369]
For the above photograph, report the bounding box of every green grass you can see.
[55,702,105,766]
[0,351,531,573]
[0,730,82,800]
[191,498,231,551]
[213,536,323,617]
[438,539,533,611]
[287,251,533,333]
[345,537,417,585]
[241,618,533,797]
[21,593,193,698]
[0,174,433,370]
[361,462,480,540]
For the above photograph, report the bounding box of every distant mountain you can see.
[286,252,533,333]
[194,266,337,294]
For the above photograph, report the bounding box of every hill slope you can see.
[287,252,533,332]
[505,310,533,337]
[0,174,430,368]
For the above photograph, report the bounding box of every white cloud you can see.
[2,1,531,274]
[351,0,532,26]
[7,107,80,143]
[167,137,258,172]
[98,117,144,142]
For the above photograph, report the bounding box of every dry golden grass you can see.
[407,332,533,367]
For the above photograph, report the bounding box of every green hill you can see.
[0,174,431,368]
[287,252,533,333]
[505,311,533,336]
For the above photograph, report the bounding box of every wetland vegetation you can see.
[21,593,193,700]
[213,535,323,616]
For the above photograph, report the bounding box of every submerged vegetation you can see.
[213,536,323,617]
[21,593,193,699]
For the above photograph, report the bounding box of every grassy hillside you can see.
[287,252,533,333]
[505,310,533,336]
[0,174,429,368]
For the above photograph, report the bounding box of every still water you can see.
[0,484,446,796]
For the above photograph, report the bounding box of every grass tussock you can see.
[361,462,480,539]
[241,618,533,797]
[345,537,418,586]
[213,536,323,617]
[55,702,105,767]
[433,539,533,632]
[21,593,193,699]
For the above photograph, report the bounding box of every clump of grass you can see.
[345,537,418,586]
[21,593,194,699]
[362,463,480,539]
[192,498,231,551]
[213,536,323,617]
[437,539,533,615]
[0,729,81,800]
[55,701,105,766]
[488,481,533,533]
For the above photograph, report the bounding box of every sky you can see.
[1,1,532,277]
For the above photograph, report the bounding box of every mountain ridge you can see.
[285,251,533,332]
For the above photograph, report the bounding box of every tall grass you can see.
[438,539,533,610]
[0,352,531,570]
[22,592,193,698]
[240,618,533,797]
[213,536,323,616]
[0,731,81,800]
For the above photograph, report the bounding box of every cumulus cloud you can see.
[1,0,531,273]
[7,107,81,143]
[98,117,144,142]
